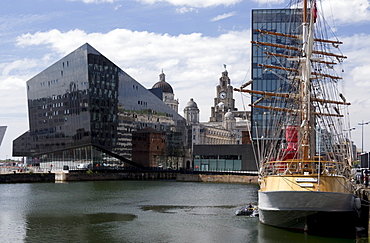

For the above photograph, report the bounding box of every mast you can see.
[300,0,314,160]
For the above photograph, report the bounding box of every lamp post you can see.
[344,127,356,161]
[344,127,356,134]
[358,121,370,154]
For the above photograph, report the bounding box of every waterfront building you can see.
[184,70,251,146]
[210,69,236,122]
[0,126,6,146]
[132,127,166,168]
[13,43,187,170]
[183,70,254,172]
[251,9,303,140]
[193,144,257,172]
[151,71,179,113]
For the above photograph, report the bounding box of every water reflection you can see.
[25,213,137,242]
[0,181,358,242]
[258,222,357,243]
[0,184,30,242]
[141,205,235,215]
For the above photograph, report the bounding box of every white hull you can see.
[258,190,357,231]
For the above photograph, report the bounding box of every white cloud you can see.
[114,4,123,10]
[211,12,236,22]
[135,0,242,7]
[15,28,250,122]
[321,0,370,24]
[68,0,114,3]
[176,7,198,14]
[69,0,243,7]
[328,33,370,148]
[251,0,370,25]
[252,0,285,5]
[0,76,25,90]
[1,58,39,76]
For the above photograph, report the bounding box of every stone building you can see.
[132,127,166,168]
[210,70,237,122]
[184,70,251,146]
[183,69,254,172]
[152,71,179,113]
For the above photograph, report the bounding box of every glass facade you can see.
[194,155,242,172]
[251,9,303,140]
[13,44,186,170]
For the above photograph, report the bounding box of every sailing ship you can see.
[235,0,360,232]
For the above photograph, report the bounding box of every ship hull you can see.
[258,190,358,233]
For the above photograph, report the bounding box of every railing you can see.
[261,160,349,176]
[0,166,50,174]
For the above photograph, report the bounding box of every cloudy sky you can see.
[0,0,370,160]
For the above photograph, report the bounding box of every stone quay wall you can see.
[0,171,258,184]
[0,172,54,183]
[57,171,178,182]
[176,174,258,184]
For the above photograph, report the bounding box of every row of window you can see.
[40,79,59,87]
[138,100,148,106]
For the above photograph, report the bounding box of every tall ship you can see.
[235,0,360,233]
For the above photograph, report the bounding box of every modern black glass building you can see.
[13,43,186,170]
[251,9,303,140]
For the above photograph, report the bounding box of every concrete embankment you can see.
[0,171,258,184]
[0,172,54,183]
[176,174,258,184]
[56,171,177,182]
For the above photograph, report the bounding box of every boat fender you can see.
[355,198,361,209]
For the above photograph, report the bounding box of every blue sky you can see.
[1,0,370,160]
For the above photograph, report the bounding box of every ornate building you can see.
[152,71,179,113]
[210,69,236,122]
[183,69,250,146]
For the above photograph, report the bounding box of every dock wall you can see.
[0,172,54,183]
[59,171,177,182]
[176,174,258,184]
[1,171,258,184]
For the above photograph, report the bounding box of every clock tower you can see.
[210,69,236,122]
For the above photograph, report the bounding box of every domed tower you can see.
[210,68,236,122]
[184,98,200,125]
[223,109,236,131]
[152,71,179,112]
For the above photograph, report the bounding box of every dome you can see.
[225,110,234,118]
[152,71,174,94]
[185,98,198,109]
[217,102,225,108]
[152,80,173,94]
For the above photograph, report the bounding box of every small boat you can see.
[235,206,259,217]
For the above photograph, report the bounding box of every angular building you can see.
[251,9,303,140]
[13,43,186,170]
[0,126,6,146]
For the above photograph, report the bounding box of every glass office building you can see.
[251,9,303,140]
[13,44,186,170]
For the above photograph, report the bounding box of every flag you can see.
[312,0,317,23]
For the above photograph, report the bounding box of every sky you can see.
[0,0,370,160]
